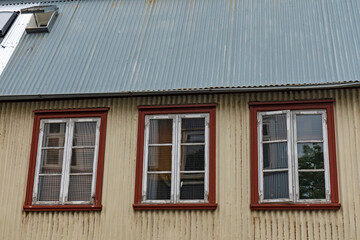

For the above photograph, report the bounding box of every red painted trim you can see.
[133,203,217,210]
[250,203,341,210]
[249,100,340,209]
[134,104,217,209]
[24,108,109,212]
[23,205,102,212]
[33,108,110,114]
[249,99,334,106]
[138,104,217,110]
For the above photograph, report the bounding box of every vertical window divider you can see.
[61,119,73,203]
[291,111,299,202]
[174,115,181,202]
[286,110,294,202]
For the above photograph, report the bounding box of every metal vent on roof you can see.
[21,5,58,33]
[0,12,18,37]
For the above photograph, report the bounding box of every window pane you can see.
[181,118,205,143]
[181,145,204,171]
[148,146,172,171]
[299,172,326,199]
[42,123,66,147]
[68,175,92,201]
[149,119,172,144]
[180,173,204,200]
[262,114,287,141]
[40,149,64,173]
[263,171,289,199]
[297,143,324,169]
[73,122,96,146]
[37,176,61,201]
[263,143,288,169]
[296,114,323,141]
[146,174,171,200]
[70,149,94,173]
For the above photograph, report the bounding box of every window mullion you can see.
[61,119,74,203]
[173,115,181,202]
[290,111,298,203]
[257,112,264,201]
[287,110,295,202]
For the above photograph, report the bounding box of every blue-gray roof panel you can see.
[0,0,359,98]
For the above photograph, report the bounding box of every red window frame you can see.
[133,104,217,210]
[24,108,109,212]
[249,100,340,210]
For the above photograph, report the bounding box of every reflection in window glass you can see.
[299,172,325,199]
[262,114,287,141]
[297,143,324,169]
[296,114,323,141]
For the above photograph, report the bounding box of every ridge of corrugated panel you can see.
[0,0,359,98]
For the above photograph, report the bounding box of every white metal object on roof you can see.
[0,3,37,76]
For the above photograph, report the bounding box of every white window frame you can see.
[32,118,101,205]
[258,109,331,203]
[142,113,210,204]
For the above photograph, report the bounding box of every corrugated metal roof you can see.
[0,0,359,99]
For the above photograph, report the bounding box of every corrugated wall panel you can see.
[1,89,360,239]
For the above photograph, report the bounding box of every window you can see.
[24,108,108,211]
[21,5,58,33]
[133,104,217,210]
[249,100,340,210]
[0,11,18,41]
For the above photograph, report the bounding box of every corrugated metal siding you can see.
[0,89,360,239]
[0,0,360,98]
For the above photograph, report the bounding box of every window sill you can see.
[250,203,341,210]
[23,204,102,212]
[133,203,218,210]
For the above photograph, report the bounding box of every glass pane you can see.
[148,146,172,171]
[296,114,323,141]
[262,114,287,141]
[42,123,66,147]
[297,143,324,169]
[180,173,204,200]
[0,12,17,37]
[181,145,204,171]
[37,175,61,201]
[299,172,326,199]
[146,174,171,200]
[73,122,96,146]
[70,149,94,173]
[149,119,172,144]
[263,143,288,169]
[68,175,92,201]
[40,149,64,173]
[263,171,289,199]
[181,118,205,143]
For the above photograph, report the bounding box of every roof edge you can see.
[0,82,359,102]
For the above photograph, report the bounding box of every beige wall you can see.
[0,89,359,239]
